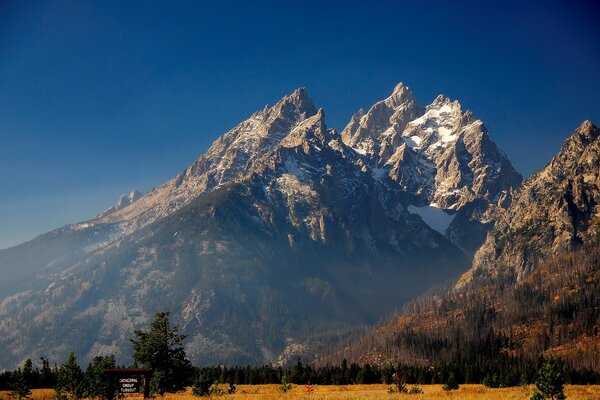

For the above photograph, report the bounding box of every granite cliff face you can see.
[341,83,522,253]
[321,121,600,371]
[464,120,600,282]
[0,84,521,368]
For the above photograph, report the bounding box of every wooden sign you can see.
[104,368,153,400]
[119,377,140,393]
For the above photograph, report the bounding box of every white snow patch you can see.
[408,204,455,235]
[352,146,367,155]
[276,174,318,200]
[404,135,422,149]
[371,166,388,181]
[283,158,306,179]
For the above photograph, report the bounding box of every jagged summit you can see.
[0,83,544,369]
[253,87,316,124]
[466,120,600,282]
[342,84,521,210]
[570,119,599,146]
[341,83,421,159]
[280,108,330,149]
[392,81,408,93]
[99,189,143,217]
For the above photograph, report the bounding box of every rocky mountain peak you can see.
[465,120,600,282]
[341,83,421,158]
[280,108,330,149]
[387,82,417,106]
[266,87,317,123]
[99,189,144,217]
[567,119,599,149]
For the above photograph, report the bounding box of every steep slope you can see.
[323,121,600,372]
[97,88,318,232]
[465,120,600,282]
[341,84,522,253]
[0,88,469,369]
[0,89,317,299]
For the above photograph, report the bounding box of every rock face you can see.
[0,85,521,368]
[318,121,600,371]
[341,83,522,253]
[464,120,600,282]
[100,190,143,217]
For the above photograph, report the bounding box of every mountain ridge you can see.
[320,120,600,372]
[0,84,524,368]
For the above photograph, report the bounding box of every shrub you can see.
[408,385,424,394]
[192,371,212,397]
[442,373,459,391]
[279,373,292,393]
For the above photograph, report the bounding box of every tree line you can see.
[1,310,598,398]
[322,245,600,375]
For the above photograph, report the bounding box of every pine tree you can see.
[83,354,116,399]
[9,368,31,400]
[192,370,212,397]
[531,357,566,400]
[55,352,85,400]
[39,357,55,388]
[130,311,193,395]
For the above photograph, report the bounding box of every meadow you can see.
[3,384,599,400]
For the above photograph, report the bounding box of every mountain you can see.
[99,190,143,217]
[463,120,600,282]
[0,85,520,369]
[322,121,600,373]
[341,83,522,254]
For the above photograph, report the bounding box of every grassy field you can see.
[3,384,600,400]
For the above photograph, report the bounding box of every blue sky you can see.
[1,0,599,249]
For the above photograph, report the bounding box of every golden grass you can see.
[2,384,599,400]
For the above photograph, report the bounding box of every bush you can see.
[192,371,212,397]
[408,385,424,394]
[442,373,459,391]
[392,372,408,393]
[208,381,224,396]
[483,373,501,388]
[279,374,292,393]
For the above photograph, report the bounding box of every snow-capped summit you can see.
[341,85,522,251]
[0,83,530,369]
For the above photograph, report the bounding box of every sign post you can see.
[104,368,153,399]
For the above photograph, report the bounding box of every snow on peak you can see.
[401,95,464,152]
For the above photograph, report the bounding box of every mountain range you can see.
[321,120,600,373]
[1,83,593,371]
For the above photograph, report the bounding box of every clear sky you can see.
[1,0,599,249]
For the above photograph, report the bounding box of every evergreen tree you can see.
[9,368,31,400]
[22,359,34,388]
[39,357,56,388]
[192,370,212,397]
[130,311,193,395]
[55,352,85,400]
[83,354,116,399]
[279,373,292,393]
[531,357,566,400]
